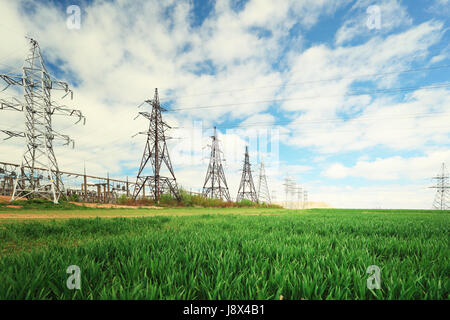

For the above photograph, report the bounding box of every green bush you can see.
[159,193,178,206]
[68,194,80,202]
[117,194,132,205]
[237,199,256,207]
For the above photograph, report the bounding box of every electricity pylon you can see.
[0,37,85,204]
[283,176,294,208]
[296,185,303,209]
[132,88,180,203]
[236,146,258,202]
[303,190,308,209]
[202,127,231,201]
[430,163,450,210]
[271,190,277,203]
[257,160,271,204]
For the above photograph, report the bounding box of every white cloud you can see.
[427,0,450,16]
[429,44,450,64]
[323,149,450,180]
[278,20,448,154]
[283,86,450,154]
[310,183,436,209]
[335,0,412,46]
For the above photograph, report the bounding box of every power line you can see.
[161,64,450,101]
[166,83,450,112]
[215,111,450,130]
[172,111,450,131]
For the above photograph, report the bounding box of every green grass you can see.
[0,208,448,299]
[0,198,96,210]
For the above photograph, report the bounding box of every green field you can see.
[0,207,448,299]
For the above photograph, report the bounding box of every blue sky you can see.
[0,0,449,208]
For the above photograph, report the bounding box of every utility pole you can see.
[257,160,271,204]
[0,37,85,204]
[430,163,450,210]
[132,88,180,203]
[236,146,258,203]
[202,127,231,201]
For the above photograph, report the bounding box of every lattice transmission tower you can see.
[202,127,231,201]
[257,160,271,204]
[430,163,450,210]
[0,37,85,204]
[283,176,294,208]
[303,190,308,209]
[296,185,303,209]
[236,146,258,202]
[132,88,180,203]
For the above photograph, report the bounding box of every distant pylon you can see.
[296,186,303,209]
[0,37,85,204]
[283,176,294,208]
[236,146,258,202]
[430,163,450,210]
[202,127,231,201]
[283,176,292,208]
[303,190,308,209]
[132,88,180,203]
[257,160,271,204]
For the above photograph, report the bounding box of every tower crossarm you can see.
[0,74,73,99]
[46,130,75,148]
[135,111,171,129]
[47,79,72,95]
[0,130,26,140]
[48,104,86,124]
[0,74,23,89]
[0,98,24,112]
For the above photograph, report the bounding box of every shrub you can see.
[111,188,282,209]
[68,194,80,202]
[237,199,257,207]
[159,193,177,206]
[117,194,132,205]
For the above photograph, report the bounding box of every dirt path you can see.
[0,195,12,203]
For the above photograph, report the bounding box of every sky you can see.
[0,0,449,208]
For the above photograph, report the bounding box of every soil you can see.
[0,195,26,202]
[0,196,12,203]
